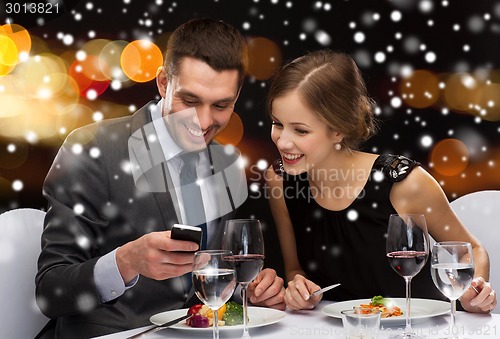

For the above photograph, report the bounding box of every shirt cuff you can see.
[94,248,139,303]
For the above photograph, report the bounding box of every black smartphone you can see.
[170,224,202,250]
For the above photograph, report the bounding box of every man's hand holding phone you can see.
[116,226,201,283]
[170,224,202,250]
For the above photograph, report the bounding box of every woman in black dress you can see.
[264,50,496,313]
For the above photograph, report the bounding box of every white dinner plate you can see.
[322,298,450,326]
[150,306,286,332]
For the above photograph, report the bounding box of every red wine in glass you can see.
[222,219,264,338]
[224,254,265,283]
[387,250,428,277]
[386,214,429,339]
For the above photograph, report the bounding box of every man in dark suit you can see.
[35,18,285,339]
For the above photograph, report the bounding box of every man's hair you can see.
[164,18,248,89]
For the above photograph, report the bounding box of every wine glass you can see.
[222,219,265,338]
[431,242,474,339]
[386,214,429,339]
[192,250,237,339]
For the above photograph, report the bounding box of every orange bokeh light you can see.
[82,39,111,56]
[69,58,110,97]
[0,24,31,77]
[0,24,31,55]
[0,24,31,76]
[0,62,15,76]
[121,40,163,83]
[400,70,439,109]
[476,82,500,121]
[429,147,500,199]
[99,40,131,83]
[214,112,244,146]
[443,73,481,112]
[246,37,282,81]
[430,138,469,177]
[0,35,18,67]
[80,54,110,82]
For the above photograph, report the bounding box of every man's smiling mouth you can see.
[185,124,206,137]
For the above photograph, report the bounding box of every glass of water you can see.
[431,241,474,339]
[192,250,237,339]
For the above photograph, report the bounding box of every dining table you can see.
[94,300,500,339]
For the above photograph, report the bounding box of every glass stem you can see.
[404,276,413,336]
[450,299,457,330]
[213,307,219,339]
[212,307,219,339]
[242,283,250,338]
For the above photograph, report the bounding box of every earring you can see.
[335,143,342,151]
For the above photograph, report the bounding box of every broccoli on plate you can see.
[222,301,244,326]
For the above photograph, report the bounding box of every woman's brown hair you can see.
[267,50,377,150]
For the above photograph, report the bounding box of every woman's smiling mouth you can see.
[282,152,304,164]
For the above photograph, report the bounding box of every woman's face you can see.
[270,89,341,175]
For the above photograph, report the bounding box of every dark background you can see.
[1,0,500,276]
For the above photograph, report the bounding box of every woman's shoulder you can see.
[373,154,421,183]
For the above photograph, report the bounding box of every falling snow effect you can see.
[76,293,97,313]
[73,204,85,215]
[256,159,268,171]
[372,171,385,183]
[76,235,91,250]
[346,209,359,221]
[12,180,23,191]
[249,182,259,192]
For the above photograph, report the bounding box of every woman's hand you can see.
[460,277,497,313]
[284,274,321,310]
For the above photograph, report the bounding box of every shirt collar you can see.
[150,99,184,162]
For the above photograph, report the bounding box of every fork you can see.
[307,283,341,300]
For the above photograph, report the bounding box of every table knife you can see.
[126,313,191,338]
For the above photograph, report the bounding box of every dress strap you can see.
[275,155,419,182]
[374,154,421,182]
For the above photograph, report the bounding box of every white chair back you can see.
[450,190,500,313]
[0,208,49,338]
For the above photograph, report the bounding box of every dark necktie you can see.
[179,152,208,250]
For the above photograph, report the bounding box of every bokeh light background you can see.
[1,1,500,271]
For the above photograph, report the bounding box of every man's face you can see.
[157,57,240,152]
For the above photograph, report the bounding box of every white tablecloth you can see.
[94,301,500,339]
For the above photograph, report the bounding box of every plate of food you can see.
[322,296,450,326]
[150,301,286,332]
